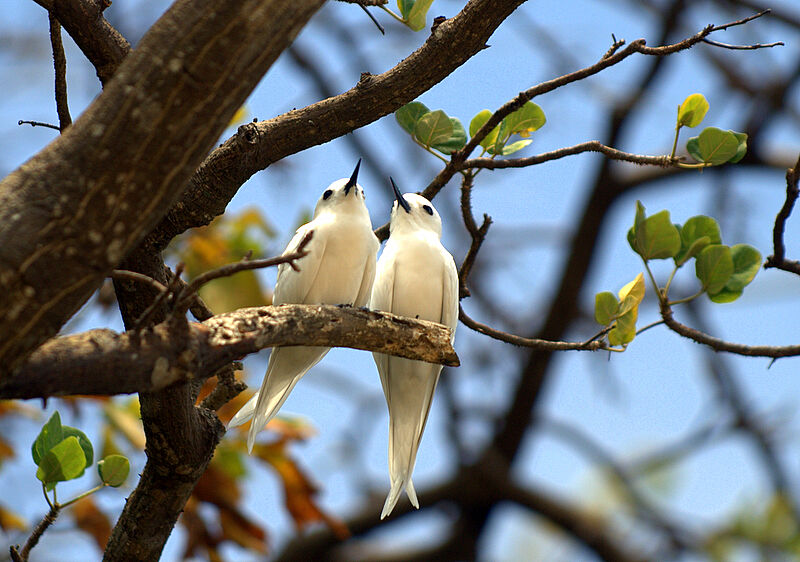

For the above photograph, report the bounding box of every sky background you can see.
[1,1,800,560]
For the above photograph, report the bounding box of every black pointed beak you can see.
[344,158,361,196]
[390,177,411,213]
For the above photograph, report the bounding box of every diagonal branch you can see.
[2,305,459,400]
[48,12,71,131]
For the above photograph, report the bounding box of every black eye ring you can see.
[323,189,333,200]
[422,204,434,215]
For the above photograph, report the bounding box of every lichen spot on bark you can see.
[151,356,170,386]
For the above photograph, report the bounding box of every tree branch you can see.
[0,0,325,373]
[764,152,800,275]
[2,305,458,400]
[140,0,528,253]
[659,302,800,358]
[48,11,71,131]
[34,0,131,86]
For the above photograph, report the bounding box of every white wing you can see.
[273,223,325,306]
[440,250,459,339]
[353,234,379,308]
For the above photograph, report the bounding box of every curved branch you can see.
[659,303,800,358]
[2,305,458,399]
[764,152,800,275]
[459,306,604,351]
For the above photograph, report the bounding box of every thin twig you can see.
[462,141,676,171]
[17,504,61,561]
[701,38,783,50]
[173,231,313,314]
[48,12,71,131]
[659,303,800,358]
[457,172,493,299]
[110,269,168,293]
[764,152,800,275]
[134,263,184,329]
[17,120,60,130]
[459,306,604,351]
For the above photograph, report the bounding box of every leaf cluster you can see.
[32,412,130,499]
[675,93,747,166]
[594,202,761,349]
[395,100,546,159]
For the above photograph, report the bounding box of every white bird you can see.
[370,179,459,519]
[229,160,379,453]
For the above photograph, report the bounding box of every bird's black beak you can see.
[344,158,361,196]
[390,177,411,213]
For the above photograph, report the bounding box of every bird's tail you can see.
[380,361,440,519]
[227,346,328,453]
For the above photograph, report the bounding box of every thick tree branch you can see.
[141,0,528,252]
[2,305,458,400]
[0,0,325,373]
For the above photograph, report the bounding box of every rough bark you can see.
[2,305,459,399]
[0,0,324,374]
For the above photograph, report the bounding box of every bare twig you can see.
[459,306,604,351]
[13,504,61,561]
[110,269,168,293]
[173,231,313,314]
[134,264,184,329]
[701,38,783,50]
[48,12,71,131]
[462,141,676,171]
[457,173,493,299]
[17,120,59,130]
[659,302,800,358]
[764,152,800,275]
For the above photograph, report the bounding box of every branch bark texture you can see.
[0,0,324,373]
[2,305,458,400]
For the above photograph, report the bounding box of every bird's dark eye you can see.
[423,204,434,215]
[323,189,333,200]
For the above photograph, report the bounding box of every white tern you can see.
[229,160,379,453]
[370,179,459,519]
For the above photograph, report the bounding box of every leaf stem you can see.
[663,265,679,298]
[670,119,681,160]
[378,4,405,24]
[61,484,106,509]
[668,288,705,306]
[41,483,53,510]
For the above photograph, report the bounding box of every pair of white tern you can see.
[228,160,458,519]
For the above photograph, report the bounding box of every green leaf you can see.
[675,215,721,265]
[62,426,94,475]
[501,101,546,137]
[695,245,734,294]
[36,436,87,487]
[709,244,761,302]
[498,139,532,155]
[594,292,619,325]
[414,110,453,148]
[494,102,546,154]
[728,131,748,164]
[470,110,501,151]
[608,273,645,347]
[632,208,681,260]
[97,455,130,487]
[432,117,467,154]
[397,0,414,19]
[395,102,430,136]
[406,0,434,31]
[686,136,701,163]
[677,93,709,128]
[694,127,741,165]
[617,273,645,317]
[32,411,63,466]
